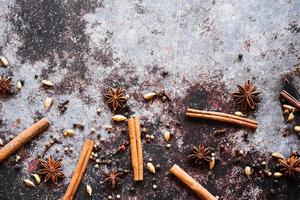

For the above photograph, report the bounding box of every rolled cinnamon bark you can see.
[63,139,94,200]
[0,118,50,163]
[186,109,257,129]
[134,116,143,180]
[170,164,217,200]
[187,108,257,125]
[280,91,300,110]
[128,118,139,180]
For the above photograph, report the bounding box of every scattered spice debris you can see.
[57,100,69,114]
[232,80,261,110]
[105,87,128,111]
[37,155,65,185]
[188,144,212,164]
[0,75,13,95]
[103,169,123,188]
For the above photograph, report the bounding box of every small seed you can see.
[287,113,294,122]
[153,184,157,189]
[147,162,156,174]
[31,174,41,184]
[145,134,151,139]
[150,135,154,140]
[64,147,69,152]
[164,131,171,141]
[0,56,9,67]
[16,155,21,161]
[86,184,92,196]
[94,164,99,169]
[9,135,14,140]
[211,152,216,157]
[166,144,171,149]
[264,170,272,176]
[0,138,3,146]
[96,108,101,115]
[69,147,74,152]
[144,92,157,100]
[209,157,215,170]
[272,152,285,160]
[41,80,54,87]
[294,126,300,133]
[96,159,100,163]
[274,172,283,178]
[234,111,246,117]
[112,115,127,122]
[24,179,35,188]
[116,194,121,199]
[44,97,52,110]
[17,81,23,90]
[90,127,96,134]
[245,166,251,177]
[108,196,112,199]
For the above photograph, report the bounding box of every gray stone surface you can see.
[0,0,299,199]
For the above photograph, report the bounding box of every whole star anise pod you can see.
[279,155,300,178]
[103,169,123,188]
[0,75,13,95]
[37,155,65,185]
[105,87,127,111]
[232,80,261,110]
[188,144,212,164]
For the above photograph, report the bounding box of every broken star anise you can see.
[188,144,212,164]
[103,169,123,188]
[0,75,13,95]
[105,87,127,111]
[37,155,65,185]
[279,155,300,178]
[232,80,261,110]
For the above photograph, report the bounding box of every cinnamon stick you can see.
[134,116,143,180]
[187,108,257,125]
[128,116,143,181]
[128,118,139,180]
[170,164,217,200]
[280,91,300,110]
[186,109,257,129]
[63,139,94,200]
[0,118,50,163]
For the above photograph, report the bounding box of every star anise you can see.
[103,169,123,188]
[188,144,212,164]
[279,155,300,178]
[37,155,65,185]
[232,80,261,110]
[0,75,13,95]
[105,87,127,111]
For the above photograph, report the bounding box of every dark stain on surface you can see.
[9,0,103,63]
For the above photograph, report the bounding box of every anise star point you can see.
[0,75,13,95]
[279,155,300,178]
[232,80,261,110]
[103,169,123,188]
[105,87,127,111]
[37,155,65,185]
[188,144,212,164]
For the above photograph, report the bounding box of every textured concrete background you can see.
[0,0,299,199]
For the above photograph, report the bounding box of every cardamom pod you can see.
[24,179,35,188]
[271,152,285,160]
[86,184,92,196]
[41,80,54,87]
[273,172,283,178]
[147,162,156,174]
[44,97,52,110]
[112,115,127,122]
[164,131,171,141]
[287,113,294,122]
[0,56,9,67]
[209,157,215,170]
[234,111,246,117]
[245,166,251,177]
[144,92,157,100]
[31,174,41,184]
